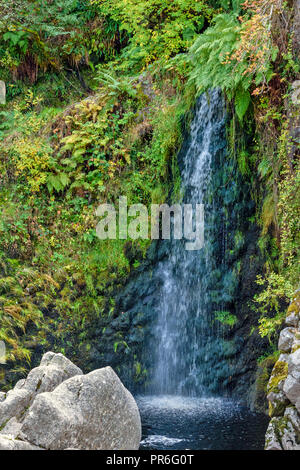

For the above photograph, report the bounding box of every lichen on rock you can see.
[265,292,300,450]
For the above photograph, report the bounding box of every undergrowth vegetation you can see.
[0,0,299,384]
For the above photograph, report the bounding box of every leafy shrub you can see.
[92,0,214,69]
[214,310,238,327]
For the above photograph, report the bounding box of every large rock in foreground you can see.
[0,351,82,430]
[0,352,141,450]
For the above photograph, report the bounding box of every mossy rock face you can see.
[288,291,300,314]
[286,291,300,326]
[272,415,290,443]
[292,344,300,353]
[267,355,290,417]
[267,360,289,395]
[256,356,277,393]
[268,391,290,417]
[266,406,300,450]
[266,290,300,420]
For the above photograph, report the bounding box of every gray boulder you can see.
[19,351,83,395]
[265,407,300,450]
[283,349,300,409]
[0,389,32,428]
[267,390,289,417]
[0,81,5,105]
[278,327,296,353]
[0,435,43,450]
[265,418,283,450]
[0,352,82,428]
[280,416,300,450]
[291,80,300,106]
[286,309,299,328]
[0,352,141,450]
[0,417,22,438]
[292,332,300,354]
[21,366,141,450]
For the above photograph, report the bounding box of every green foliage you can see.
[185,13,257,120]
[185,3,279,118]
[214,310,238,327]
[0,0,298,386]
[3,30,30,55]
[0,0,192,382]
[254,273,294,340]
[92,0,214,70]
[187,14,245,96]
[96,69,138,99]
[235,88,251,121]
[253,95,300,339]
[0,0,125,84]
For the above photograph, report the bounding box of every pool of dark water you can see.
[137,395,269,450]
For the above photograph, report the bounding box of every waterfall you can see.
[151,89,228,396]
[134,90,268,451]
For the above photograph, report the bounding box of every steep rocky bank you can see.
[265,291,300,450]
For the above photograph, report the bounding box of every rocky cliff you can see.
[265,291,300,450]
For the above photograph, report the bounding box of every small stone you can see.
[0,392,5,402]
[286,310,299,327]
[281,407,300,450]
[283,375,300,406]
[291,80,300,106]
[292,333,300,353]
[265,410,300,450]
[265,418,283,450]
[296,397,300,414]
[267,390,289,417]
[0,417,22,438]
[284,406,300,434]
[0,81,5,105]
[278,327,296,352]
[0,389,32,428]
[283,349,300,406]
[0,435,43,450]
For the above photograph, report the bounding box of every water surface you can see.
[137,395,269,450]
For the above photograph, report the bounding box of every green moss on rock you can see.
[287,291,300,316]
[256,355,278,393]
[269,397,288,418]
[268,360,289,394]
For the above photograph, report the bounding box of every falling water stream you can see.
[137,91,269,449]
[152,89,224,396]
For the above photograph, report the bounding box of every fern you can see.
[47,173,70,194]
[235,87,251,121]
[184,13,254,118]
[96,69,137,99]
[187,14,247,96]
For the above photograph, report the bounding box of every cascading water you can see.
[152,89,227,396]
[136,90,269,449]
